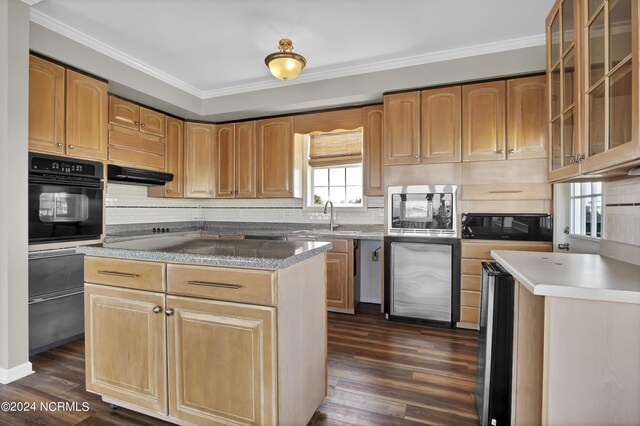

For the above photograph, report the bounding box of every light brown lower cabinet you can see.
[458,240,552,329]
[84,254,327,425]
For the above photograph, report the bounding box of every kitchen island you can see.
[491,250,640,426]
[77,236,331,426]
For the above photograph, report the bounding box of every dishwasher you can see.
[383,236,460,327]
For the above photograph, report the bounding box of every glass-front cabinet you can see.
[546,0,639,181]
[547,0,582,180]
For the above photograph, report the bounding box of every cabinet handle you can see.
[495,149,503,154]
[68,145,75,149]
[97,270,140,278]
[569,155,576,164]
[134,121,140,126]
[153,306,162,314]
[187,280,242,290]
[577,153,585,161]
[141,123,146,127]
[165,308,174,316]
[488,190,523,194]
[56,143,63,147]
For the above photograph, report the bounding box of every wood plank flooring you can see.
[0,304,479,425]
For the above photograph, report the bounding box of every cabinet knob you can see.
[134,121,140,126]
[230,191,234,194]
[235,191,239,195]
[166,189,171,193]
[153,306,162,314]
[423,154,429,157]
[165,308,174,316]
[414,155,419,158]
[56,143,63,147]
[509,148,515,153]
[140,123,146,127]
[495,149,503,154]
[68,145,75,149]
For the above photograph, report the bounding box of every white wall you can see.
[604,177,640,246]
[106,183,384,226]
[0,0,32,383]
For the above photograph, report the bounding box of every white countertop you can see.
[491,250,640,304]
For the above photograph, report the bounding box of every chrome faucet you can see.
[323,201,337,231]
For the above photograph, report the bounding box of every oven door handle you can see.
[28,176,103,189]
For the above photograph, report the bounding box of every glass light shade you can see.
[266,54,306,80]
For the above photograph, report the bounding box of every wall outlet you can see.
[372,251,379,262]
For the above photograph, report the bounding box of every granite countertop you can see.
[491,250,640,304]
[78,235,332,269]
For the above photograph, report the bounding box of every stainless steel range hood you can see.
[107,165,173,186]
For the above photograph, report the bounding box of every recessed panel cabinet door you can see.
[462,81,506,161]
[166,296,277,426]
[421,86,462,163]
[236,121,257,198]
[65,69,108,160]
[383,92,421,165]
[507,76,547,159]
[139,107,165,137]
[214,123,236,198]
[257,117,294,197]
[363,105,384,196]
[184,123,215,198]
[28,55,65,155]
[326,252,349,308]
[84,284,167,414]
[163,117,184,197]
[109,97,139,130]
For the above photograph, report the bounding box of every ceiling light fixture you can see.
[265,39,307,81]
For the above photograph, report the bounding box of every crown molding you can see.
[29,8,203,97]
[30,8,545,100]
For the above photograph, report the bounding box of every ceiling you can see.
[27,0,555,120]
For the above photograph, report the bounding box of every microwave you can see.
[387,185,458,237]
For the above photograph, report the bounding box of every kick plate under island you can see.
[78,236,331,426]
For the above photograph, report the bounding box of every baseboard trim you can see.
[0,362,34,384]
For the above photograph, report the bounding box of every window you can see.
[304,129,364,208]
[570,182,602,238]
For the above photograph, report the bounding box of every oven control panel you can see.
[29,153,102,178]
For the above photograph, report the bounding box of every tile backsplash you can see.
[106,184,384,225]
[604,176,640,246]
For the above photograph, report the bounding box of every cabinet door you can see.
[184,123,215,198]
[462,81,506,161]
[84,284,167,414]
[383,92,421,165]
[109,96,139,131]
[236,121,257,198]
[326,252,349,308]
[28,55,65,155]
[421,86,461,163]
[214,124,236,198]
[363,105,384,196]
[66,70,108,160]
[163,117,184,197]
[139,107,165,137]
[507,76,547,159]
[166,296,277,426]
[257,117,294,198]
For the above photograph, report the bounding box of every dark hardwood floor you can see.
[0,304,479,426]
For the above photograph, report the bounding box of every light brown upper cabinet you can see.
[66,69,108,161]
[383,92,421,165]
[462,81,506,162]
[28,55,65,155]
[148,117,184,198]
[421,86,462,163]
[507,76,548,160]
[109,96,165,137]
[363,105,384,196]
[293,108,363,135]
[184,122,216,198]
[256,117,302,198]
[214,121,257,198]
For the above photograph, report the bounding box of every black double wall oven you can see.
[28,153,104,354]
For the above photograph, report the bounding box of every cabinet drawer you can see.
[85,257,165,292]
[109,146,165,171]
[460,306,479,324]
[323,238,349,253]
[462,240,552,259]
[462,259,482,275]
[167,264,276,306]
[461,290,480,308]
[461,274,481,291]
